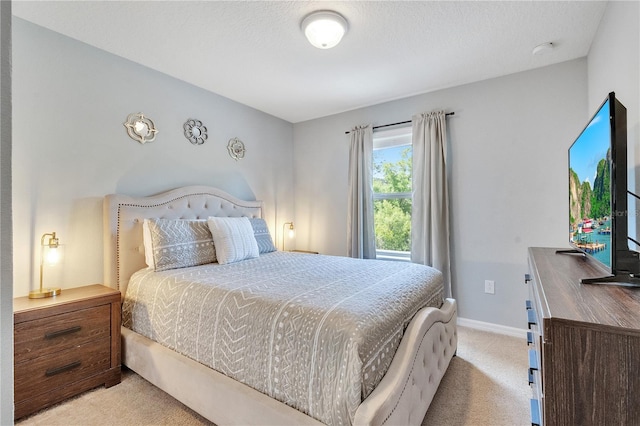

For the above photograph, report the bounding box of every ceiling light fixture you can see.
[532,42,554,56]
[301,10,348,49]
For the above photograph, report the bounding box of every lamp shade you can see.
[301,11,348,49]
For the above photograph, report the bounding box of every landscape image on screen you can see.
[569,100,612,268]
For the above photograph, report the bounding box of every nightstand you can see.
[14,284,121,419]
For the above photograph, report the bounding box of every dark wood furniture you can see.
[14,284,121,419]
[526,247,640,426]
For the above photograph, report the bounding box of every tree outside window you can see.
[373,129,412,260]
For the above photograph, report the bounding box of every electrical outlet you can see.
[484,280,495,294]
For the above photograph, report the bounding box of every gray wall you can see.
[12,18,295,297]
[0,2,12,423]
[293,59,587,328]
[291,0,640,329]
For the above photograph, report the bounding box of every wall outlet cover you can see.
[484,280,495,294]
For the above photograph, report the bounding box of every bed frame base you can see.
[122,298,457,426]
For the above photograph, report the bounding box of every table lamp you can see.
[282,222,295,251]
[29,232,62,299]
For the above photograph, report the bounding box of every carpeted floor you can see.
[16,326,530,426]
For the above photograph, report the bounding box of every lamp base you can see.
[28,287,61,299]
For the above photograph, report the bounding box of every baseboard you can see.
[457,317,527,339]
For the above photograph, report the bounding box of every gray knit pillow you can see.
[145,218,216,271]
[249,218,277,254]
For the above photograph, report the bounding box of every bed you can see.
[103,185,457,425]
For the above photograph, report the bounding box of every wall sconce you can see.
[124,112,158,144]
[282,222,295,251]
[29,232,62,299]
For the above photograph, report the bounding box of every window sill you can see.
[376,250,411,262]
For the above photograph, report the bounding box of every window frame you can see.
[372,126,412,261]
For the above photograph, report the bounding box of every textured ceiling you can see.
[13,1,607,123]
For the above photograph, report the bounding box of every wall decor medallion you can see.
[124,112,158,144]
[227,137,246,161]
[183,119,208,145]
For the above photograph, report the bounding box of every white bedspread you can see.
[122,251,443,425]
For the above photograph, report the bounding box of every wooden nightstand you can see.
[14,284,121,419]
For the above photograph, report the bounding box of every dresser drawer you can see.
[14,305,111,363]
[14,336,111,402]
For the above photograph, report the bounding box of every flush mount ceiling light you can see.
[301,10,348,49]
[532,42,554,56]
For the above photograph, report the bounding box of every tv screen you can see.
[568,97,613,269]
[567,91,640,285]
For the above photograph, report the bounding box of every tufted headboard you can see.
[103,185,264,296]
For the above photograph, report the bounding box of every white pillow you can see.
[207,217,259,265]
[142,219,155,268]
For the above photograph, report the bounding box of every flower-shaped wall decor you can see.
[227,137,246,161]
[124,112,158,144]
[183,119,208,145]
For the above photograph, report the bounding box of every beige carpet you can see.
[16,326,530,426]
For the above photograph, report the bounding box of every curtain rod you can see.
[344,112,455,135]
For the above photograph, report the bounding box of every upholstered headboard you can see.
[103,185,264,296]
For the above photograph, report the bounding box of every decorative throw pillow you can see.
[144,218,216,272]
[207,217,259,265]
[249,218,277,254]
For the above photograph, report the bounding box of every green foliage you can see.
[568,149,611,230]
[374,200,411,251]
[590,154,611,219]
[580,180,592,217]
[373,148,412,195]
[373,147,412,252]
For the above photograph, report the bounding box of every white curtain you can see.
[347,125,376,259]
[411,111,452,297]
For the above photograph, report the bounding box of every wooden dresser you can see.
[14,284,121,419]
[526,247,640,426]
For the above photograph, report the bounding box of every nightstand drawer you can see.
[14,336,111,402]
[14,304,111,363]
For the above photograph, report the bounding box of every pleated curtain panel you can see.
[347,125,376,259]
[411,111,452,297]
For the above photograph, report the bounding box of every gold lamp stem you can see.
[282,222,294,252]
[30,232,62,299]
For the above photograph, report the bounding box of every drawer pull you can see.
[528,369,535,385]
[527,331,534,346]
[45,326,82,339]
[525,299,532,310]
[45,361,81,377]
[524,274,532,284]
[527,309,537,329]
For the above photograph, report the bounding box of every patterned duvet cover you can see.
[122,251,443,425]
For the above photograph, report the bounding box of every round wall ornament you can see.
[124,112,158,144]
[227,137,246,161]
[183,119,208,145]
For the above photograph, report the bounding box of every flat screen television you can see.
[566,91,640,286]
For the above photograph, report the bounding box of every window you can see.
[373,127,412,261]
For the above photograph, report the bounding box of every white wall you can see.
[587,1,639,242]
[293,60,587,328]
[0,2,12,423]
[12,18,295,297]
